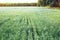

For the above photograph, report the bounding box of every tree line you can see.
[0,3,37,6]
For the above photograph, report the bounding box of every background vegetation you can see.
[38,0,60,7]
[0,0,60,7]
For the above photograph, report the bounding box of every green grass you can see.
[0,7,60,40]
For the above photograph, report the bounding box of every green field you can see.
[0,7,60,40]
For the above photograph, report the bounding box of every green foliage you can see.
[0,7,60,40]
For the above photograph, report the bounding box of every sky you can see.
[0,0,38,3]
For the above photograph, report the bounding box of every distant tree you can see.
[38,0,59,7]
[50,0,59,7]
[38,0,50,6]
[38,0,42,6]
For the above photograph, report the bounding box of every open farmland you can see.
[0,7,60,40]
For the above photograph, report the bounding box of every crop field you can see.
[0,7,60,40]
